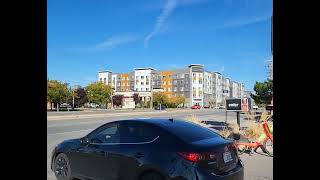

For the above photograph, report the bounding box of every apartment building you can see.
[171,68,191,106]
[98,64,245,108]
[120,73,130,92]
[134,68,156,92]
[213,72,223,106]
[98,70,112,85]
[161,71,173,98]
[203,71,214,107]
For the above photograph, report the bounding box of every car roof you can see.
[112,118,193,127]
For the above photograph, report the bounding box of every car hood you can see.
[56,138,82,150]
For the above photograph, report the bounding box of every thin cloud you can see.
[144,0,177,48]
[211,15,271,30]
[144,0,213,47]
[87,34,140,52]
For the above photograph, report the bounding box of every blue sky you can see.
[48,0,273,91]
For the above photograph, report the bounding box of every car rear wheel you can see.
[54,153,72,180]
[140,172,165,180]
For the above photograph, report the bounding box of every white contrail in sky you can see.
[144,0,177,48]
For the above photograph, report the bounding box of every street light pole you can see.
[110,95,114,109]
[72,93,75,109]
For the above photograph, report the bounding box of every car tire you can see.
[140,172,165,180]
[53,153,72,180]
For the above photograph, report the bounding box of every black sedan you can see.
[51,118,244,180]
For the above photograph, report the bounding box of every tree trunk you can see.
[50,102,53,111]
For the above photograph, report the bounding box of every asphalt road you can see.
[47,109,272,180]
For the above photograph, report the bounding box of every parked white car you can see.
[252,105,259,110]
[89,103,99,108]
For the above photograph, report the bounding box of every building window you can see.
[174,87,177,92]
[100,78,102,81]
[136,80,139,85]
[146,88,149,91]
[193,87,196,98]
[180,87,184,91]
[168,81,171,85]
[152,81,155,85]
[199,87,203,98]
[173,80,177,85]
[163,81,166,85]
[136,76,139,80]
[141,88,144,91]
[146,81,149,85]
[136,88,138,91]
[192,73,196,83]
[168,88,171,91]
[141,82,144,85]
[141,76,144,79]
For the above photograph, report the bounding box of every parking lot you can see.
[47,109,272,180]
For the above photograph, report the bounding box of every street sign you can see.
[223,90,229,93]
[226,99,242,111]
[122,98,135,109]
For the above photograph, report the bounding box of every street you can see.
[47,109,272,180]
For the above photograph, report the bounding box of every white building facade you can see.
[134,68,155,92]
[213,72,223,106]
[98,70,112,85]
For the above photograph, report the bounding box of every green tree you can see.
[176,95,186,108]
[251,79,273,106]
[167,95,186,108]
[67,87,88,108]
[152,92,168,107]
[86,82,113,108]
[47,80,71,111]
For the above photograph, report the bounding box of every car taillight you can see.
[178,152,216,163]
[178,152,201,162]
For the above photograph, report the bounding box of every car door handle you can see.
[134,152,145,158]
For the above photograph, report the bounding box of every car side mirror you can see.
[80,137,90,145]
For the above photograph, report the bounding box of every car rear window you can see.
[160,120,219,142]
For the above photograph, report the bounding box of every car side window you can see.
[91,124,120,144]
[119,122,158,143]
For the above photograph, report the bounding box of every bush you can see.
[244,121,264,139]
[219,123,240,138]
[185,114,207,127]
